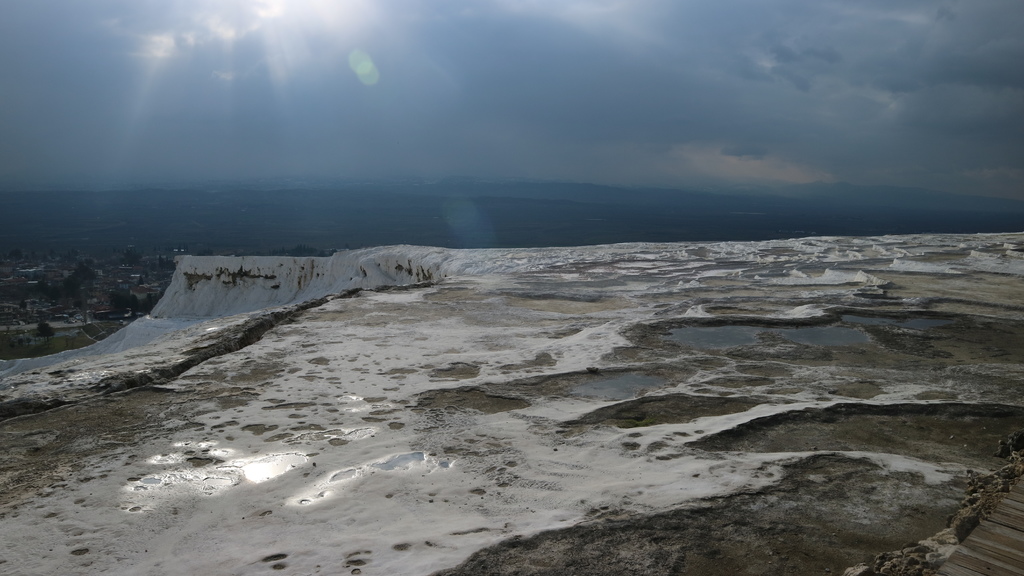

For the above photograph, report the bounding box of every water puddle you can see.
[571,374,665,400]
[667,326,763,348]
[772,327,870,346]
[843,315,951,330]
[668,325,869,348]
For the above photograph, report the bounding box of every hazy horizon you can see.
[3,181,1023,255]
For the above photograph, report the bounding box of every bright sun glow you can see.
[116,0,378,169]
[130,0,375,63]
[241,453,308,483]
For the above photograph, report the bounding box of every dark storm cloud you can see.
[1,0,1022,198]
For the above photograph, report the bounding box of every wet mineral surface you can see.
[1,234,1023,575]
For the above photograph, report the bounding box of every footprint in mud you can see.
[262,402,317,411]
[297,490,332,506]
[345,550,372,571]
[330,469,359,482]
[260,552,288,570]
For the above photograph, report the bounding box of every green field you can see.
[0,322,123,361]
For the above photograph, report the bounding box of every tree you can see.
[109,291,133,310]
[156,255,176,270]
[34,279,61,301]
[122,248,143,266]
[72,260,96,283]
[36,321,55,342]
[62,276,82,299]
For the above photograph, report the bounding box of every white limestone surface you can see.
[2,232,1023,576]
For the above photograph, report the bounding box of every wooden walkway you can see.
[938,481,1024,576]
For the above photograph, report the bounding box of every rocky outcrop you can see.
[154,248,451,318]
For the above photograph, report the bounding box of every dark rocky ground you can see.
[432,441,1024,576]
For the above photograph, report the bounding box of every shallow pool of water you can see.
[667,326,764,348]
[571,374,665,400]
[773,326,870,346]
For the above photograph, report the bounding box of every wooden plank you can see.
[995,494,1024,514]
[999,496,1024,508]
[951,544,1023,575]
[1004,484,1024,504]
[987,502,1024,523]
[948,552,1011,575]
[965,537,1024,570]
[986,516,1024,532]
[987,507,1024,530]
[972,522,1024,552]
[940,551,996,576]
[994,501,1024,522]
[937,482,1024,576]
[937,558,988,576]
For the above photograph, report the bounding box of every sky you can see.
[1,0,1022,198]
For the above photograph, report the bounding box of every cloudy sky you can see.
[1,0,1022,197]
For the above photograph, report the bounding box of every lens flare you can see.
[348,49,380,85]
[443,199,496,248]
